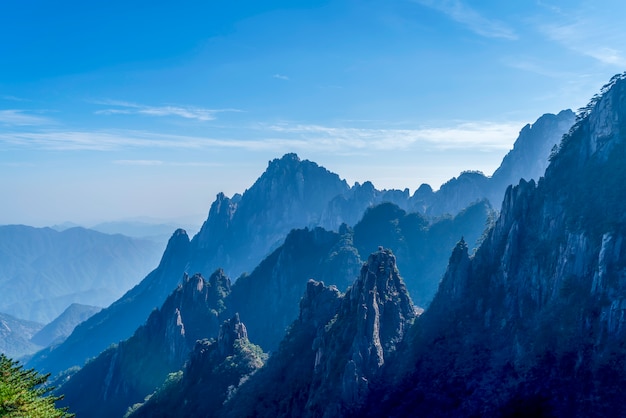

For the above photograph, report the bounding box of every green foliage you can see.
[0,354,73,417]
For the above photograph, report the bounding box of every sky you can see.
[1,0,626,227]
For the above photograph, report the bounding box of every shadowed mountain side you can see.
[57,270,231,418]
[364,73,626,417]
[226,226,361,352]
[353,200,492,307]
[27,229,191,376]
[128,314,266,418]
[225,249,415,417]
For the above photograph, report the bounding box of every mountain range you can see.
[92,72,626,418]
[7,88,588,417]
[0,225,163,323]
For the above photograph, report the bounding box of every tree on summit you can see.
[0,354,73,417]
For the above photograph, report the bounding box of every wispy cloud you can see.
[273,74,290,81]
[415,0,517,40]
[0,120,522,153]
[113,159,223,167]
[538,15,626,66]
[94,100,241,121]
[113,159,164,166]
[0,110,53,126]
[264,121,521,151]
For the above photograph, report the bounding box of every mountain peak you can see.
[217,313,248,357]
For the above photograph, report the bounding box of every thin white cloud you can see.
[113,160,164,166]
[0,121,521,153]
[264,121,521,151]
[94,100,241,121]
[113,160,223,167]
[415,0,517,40]
[538,14,626,67]
[0,110,53,126]
[273,74,290,81]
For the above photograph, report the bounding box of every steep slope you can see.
[353,200,492,307]
[424,109,575,216]
[0,225,163,323]
[227,226,361,352]
[318,110,574,223]
[227,249,416,417]
[368,73,626,416]
[57,270,231,418]
[30,303,102,347]
[129,314,266,418]
[27,154,349,377]
[223,280,342,417]
[190,152,350,278]
[0,312,43,358]
[27,229,192,376]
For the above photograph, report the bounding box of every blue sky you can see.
[1,0,625,226]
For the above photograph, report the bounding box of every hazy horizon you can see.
[2,1,625,226]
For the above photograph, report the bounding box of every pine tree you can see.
[0,354,73,417]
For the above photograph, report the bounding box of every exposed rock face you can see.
[190,153,350,278]
[367,73,626,417]
[57,270,231,418]
[130,314,265,418]
[424,109,575,216]
[308,249,415,416]
[223,280,343,418]
[228,252,415,417]
[217,313,247,357]
[226,226,361,352]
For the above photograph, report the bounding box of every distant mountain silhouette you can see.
[0,225,163,323]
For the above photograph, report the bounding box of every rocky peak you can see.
[434,238,471,303]
[158,228,190,267]
[299,280,342,329]
[217,313,248,357]
[307,248,416,414]
[193,192,238,250]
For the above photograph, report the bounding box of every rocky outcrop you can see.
[366,73,626,417]
[190,153,350,278]
[223,280,342,418]
[306,249,416,416]
[226,226,361,352]
[129,314,265,418]
[57,270,231,418]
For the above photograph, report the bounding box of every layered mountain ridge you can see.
[0,225,163,323]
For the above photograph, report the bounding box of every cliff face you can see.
[369,74,626,417]
[190,153,350,278]
[227,249,415,418]
[424,109,575,216]
[130,314,265,418]
[223,280,342,418]
[307,249,415,416]
[227,226,361,352]
[58,270,231,418]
